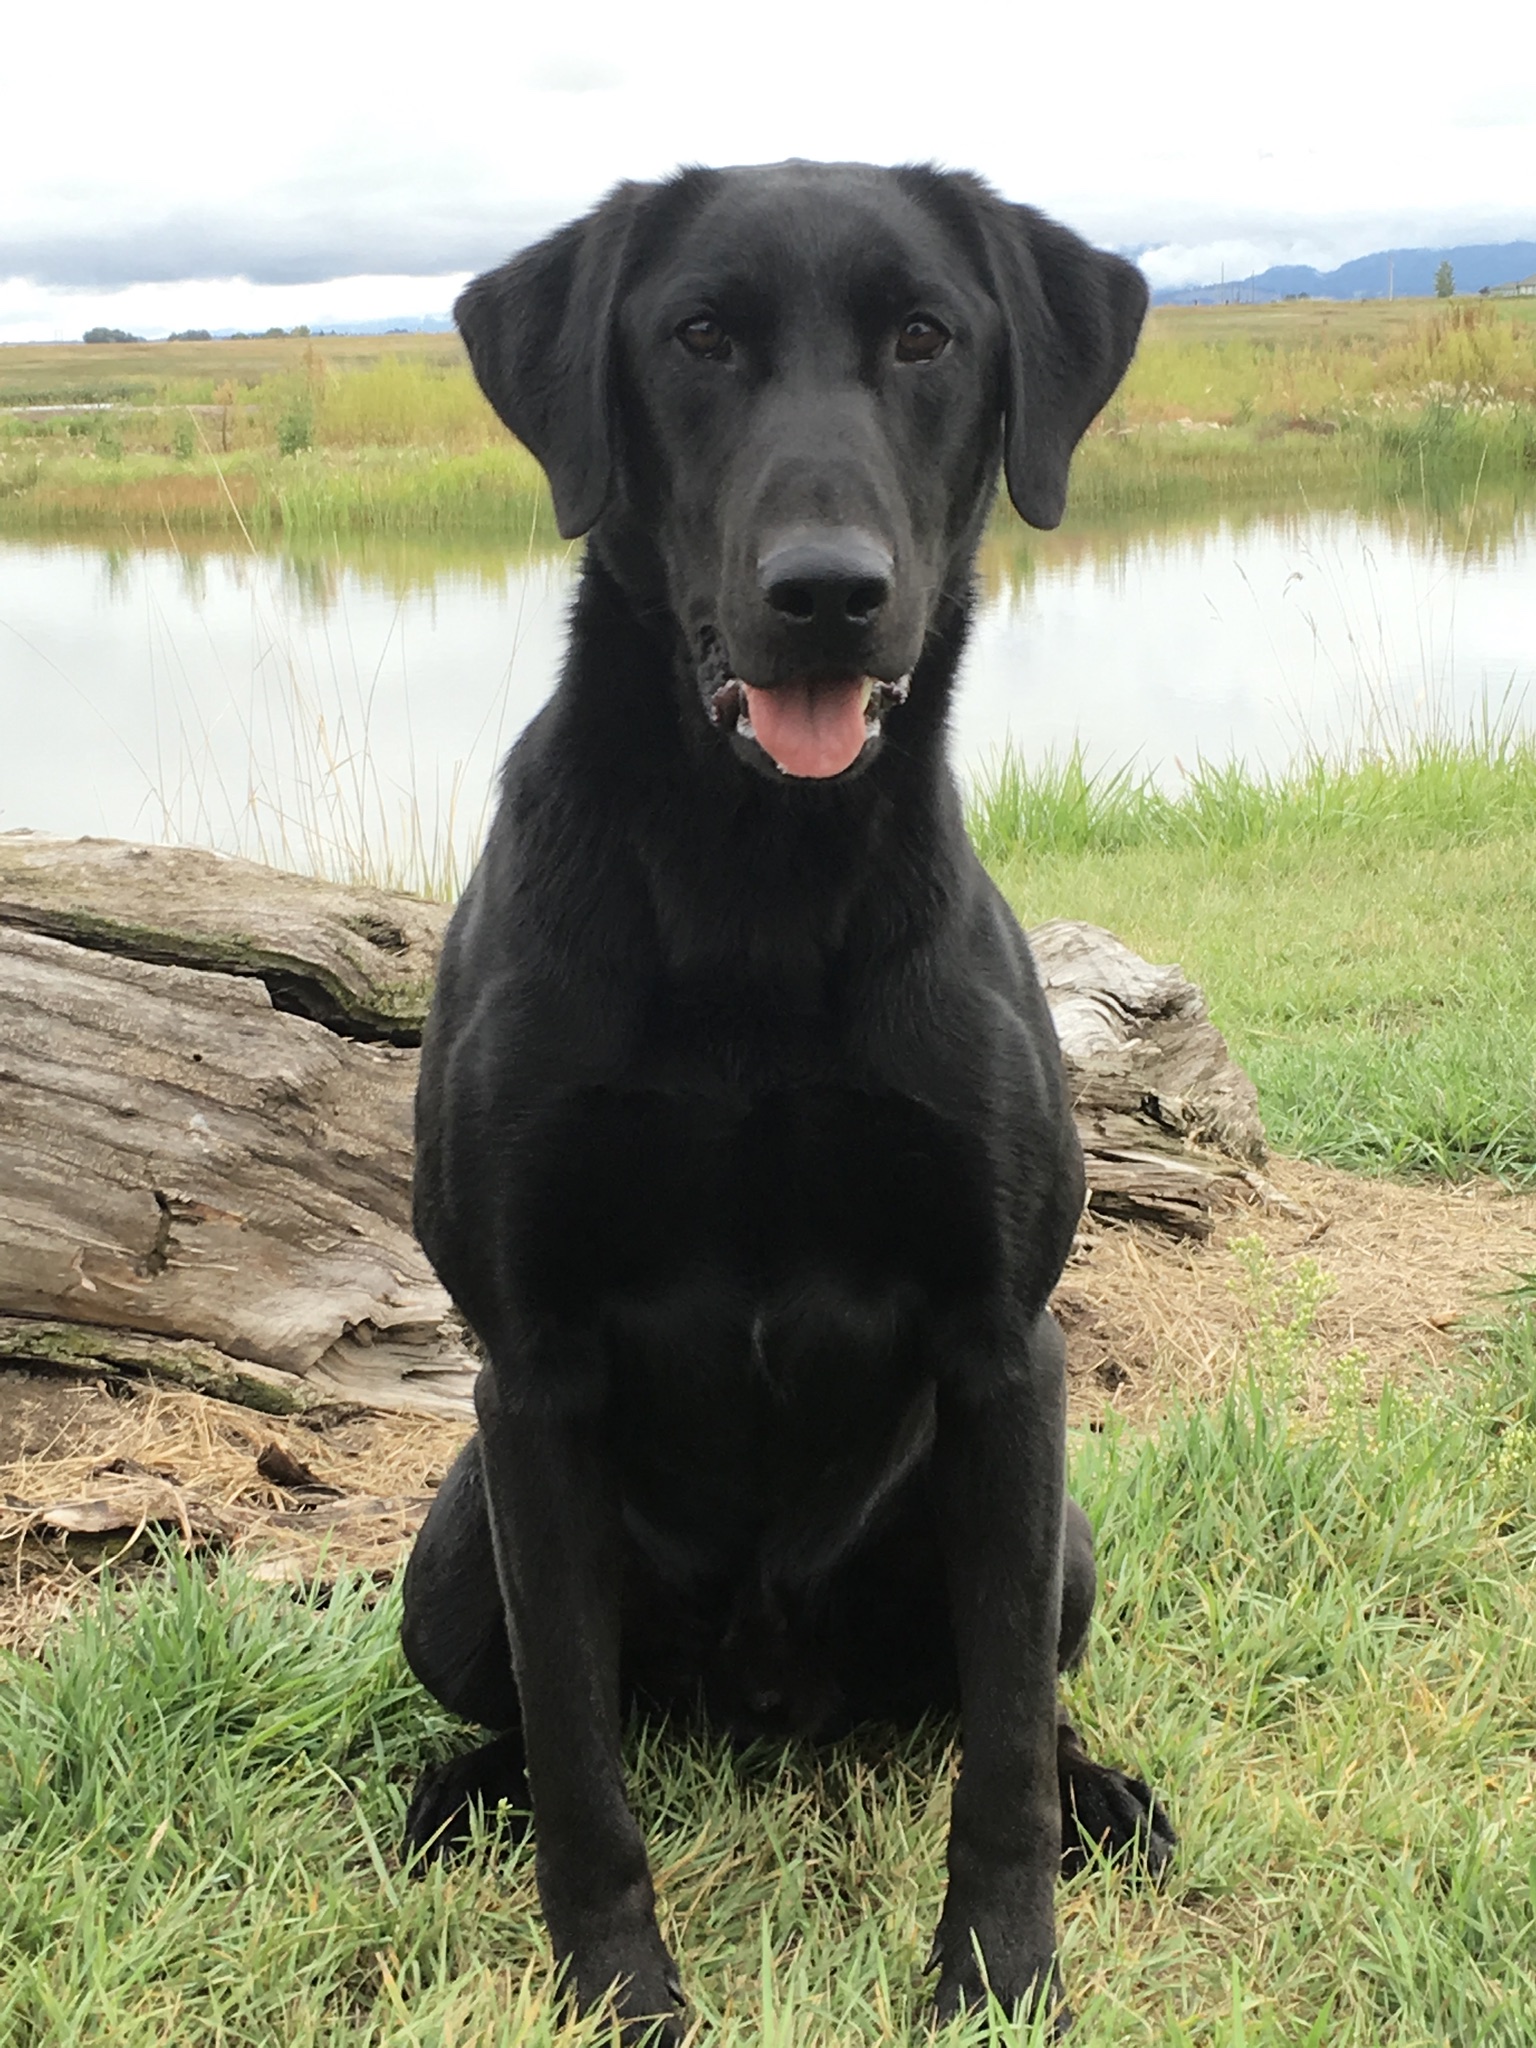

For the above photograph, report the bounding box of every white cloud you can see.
[523,56,628,94]
[1,0,1532,338]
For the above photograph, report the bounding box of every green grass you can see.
[1061,403,1536,522]
[0,437,555,542]
[5,1271,1534,2045]
[971,740,1536,1185]
[1117,297,1536,425]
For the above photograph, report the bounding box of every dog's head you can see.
[457,163,1146,783]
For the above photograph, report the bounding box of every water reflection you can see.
[977,482,1535,590]
[2,501,1532,893]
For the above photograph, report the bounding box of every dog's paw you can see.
[400,1733,531,1870]
[928,1918,1070,2036]
[1058,1727,1175,1883]
[565,1929,686,2047]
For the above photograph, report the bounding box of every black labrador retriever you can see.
[400,160,1173,2040]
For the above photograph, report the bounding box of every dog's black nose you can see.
[758,530,893,629]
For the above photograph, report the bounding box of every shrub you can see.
[276,401,313,456]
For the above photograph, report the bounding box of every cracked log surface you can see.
[1029,919,1267,1236]
[0,833,442,1039]
[0,913,477,1419]
[0,838,1265,1419]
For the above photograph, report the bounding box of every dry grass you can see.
[0,1378,468,1650]
[0,330,466,409]
[1119,297,1536,425]
[1062,1158,1536,1426]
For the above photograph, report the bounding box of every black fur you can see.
[401,161,1171,2043]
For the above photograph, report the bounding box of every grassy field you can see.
[3,1280,1533,2046]
[971,739,1536,1186]
[2,298,1534,537]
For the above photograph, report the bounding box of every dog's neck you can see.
[546,549,980,1008]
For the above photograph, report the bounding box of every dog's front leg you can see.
[476,1364,683,2046]
[929,1310,1070,2034]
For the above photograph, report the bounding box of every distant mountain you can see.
[1152,241,1536,306]
[184,315,456,340]
[307,314,456,336]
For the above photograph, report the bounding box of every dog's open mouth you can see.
[709,674,910,779]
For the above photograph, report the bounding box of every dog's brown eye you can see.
[895,315,950,364]
[677,315,732,361]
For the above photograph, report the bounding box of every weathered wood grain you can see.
[0,832,447,1039]
[0,923,478,1416]
[1029,919,1267,1236]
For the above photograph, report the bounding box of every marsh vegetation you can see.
[2,298,1534,538]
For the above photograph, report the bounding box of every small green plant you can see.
[276,399,313,456]
[1226,1234,1368,1405]
[94,426,124,461]
[171,415,197,460]
[1465,1273,1536,1504]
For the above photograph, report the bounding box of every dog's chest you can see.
[515,1078,998,1327]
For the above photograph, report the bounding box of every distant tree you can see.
[83,326,143,344]
[1435,261,1455,298]
[167,329,212,342]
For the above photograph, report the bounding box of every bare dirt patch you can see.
[4,1157,1533,1650]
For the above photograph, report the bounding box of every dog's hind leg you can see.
[1056,1497,1176,1880]
[1057,1497,1096,1672]
[400,1437,530,1865]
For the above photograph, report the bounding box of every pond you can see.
[2,501,1532,891]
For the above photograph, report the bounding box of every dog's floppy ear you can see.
[977,200,1148,531]
[455,183,650,539]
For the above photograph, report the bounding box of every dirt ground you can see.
[3,1156,1532,1653]
[1058,1155,1536,1420]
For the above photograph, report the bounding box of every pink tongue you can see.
[742,679,868,778]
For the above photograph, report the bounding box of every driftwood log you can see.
[0,834,1268,1421]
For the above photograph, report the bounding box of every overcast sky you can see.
[4,0,1533,341]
